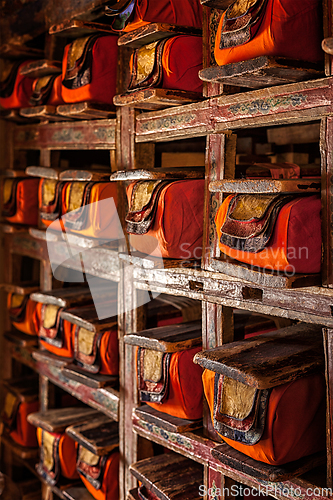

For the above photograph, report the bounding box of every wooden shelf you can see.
[62,364,118,389]
[59,169,111,181]
[110,167,204,181]
[0,282,39,294]
[209,178,321,193]
[0,44,43,59]
[66,414,118,455]
[5,330,38,347]
[56,102,116,121]
[200,0,234,8]
[27,406,99,433]
[0,109,35,124]
[10,344,37,371]
[26,166,61,179]
[199,57,324,89]
[0,169,29,178]
[49,19,118,37]
[1,430,38,460]
[114,89,203,111]
[118,23,202,48]
[60,305,117,333]
[31,287,91,308]
[135,405,202,434]
[19,60,61,78]
[20,106,70,122]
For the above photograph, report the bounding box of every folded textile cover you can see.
[137,346,203,420]
[74,325,119,375]
[2,388,38,448]
[215,194,322,273]
[7,292,38,336]
[128,36,203,93]
[77,446,119,500]
[105,0,203,32]
[203,369,326,465]
[61,35,118,105]
[126,179,205,259]
[0,61,34,109]
[2,177,39,225]
[34,303,75,358]
[30,74,64,107]
[214,0,323,66]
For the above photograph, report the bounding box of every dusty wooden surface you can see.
[27,406,99,433]
[114,89,203,111]
[118,23,202,48]
[209,178,321,193]
[62,365,118,389]
[31,287,91,308]
[57,102,116,121]
[20,60,61,78]
[59,169,111,181]
[111,167,204,181]
[49,19,117,37]
[66,415,118,455]
[135,405,202,434]
[323,329,333,488]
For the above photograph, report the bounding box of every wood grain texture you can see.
[118,23,202,48]
[194,323,323,388]
[20,106,70,122]
[62,365,118,389]
[59,169,111,181]
[49,19,118,37]
[323,329,333,488]
[57,103,116,121]
[66,415,118,455]
[114,89,203,111]
[31,287,91,308]
[25,166,60,179]
[60,305,117,333]
[110,167,204,181]
[27,406,99,433]
[135,405,202,434]
[20,60,61,78]
[209,178,321,193]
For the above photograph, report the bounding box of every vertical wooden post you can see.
[323,328,333,488]
[320,117,333,287]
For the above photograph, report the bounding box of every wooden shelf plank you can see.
[10,344,37,371]
[194,323,324,388]
[110,167,204,181]
[130,453,203,500]
[59,169,111,181]
[209,178,321,193]
[60,305,117,333]
[118,23,201,48]
[62,364,118,389]
[1,430,38,460]
[20,106,70,122]
[19,60,61,78]
[66,414,118,455]
[49,19,117,37]
[57,102,116,121]
[200,0,234,7]
[4,330,38,347]
[135,405,202,434]
[125,320,202,352]
[27,406,99,433]
[25,166,61,179]
[33,349,72,368]
[211,443,326,482]
[114,89,202,111]
[63,486,96,500]
[0,44,43,59]
[0,282,39,294]
[31,287,91,308]
[210,255,322,289]
[0,109,36,124]
[0,169,29,178]
[199,57,324,89]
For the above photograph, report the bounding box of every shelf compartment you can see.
[211,443,326,482]
[118,23,202,48]
[110,167,204,181]
[114,89,203,111]
[26,166,61,180]
[4,330,38,347]
[19,60,61,78]
[194,323,323,389]
[135,405,202,434]
[209,178,321,194]
[62,364,118,389]
[129,453,203,500]
[63,486,96,500]
[20,105,70,122]
[27,407,99,434]
[49,19,118,37]
[56,102,116,121]
[59,169,111,182]
[60,305,117,333]
[125,320,202,352]
[66,414,118,455]
[33,350,119,421]
[1,429,39,460]
[31,287,92,309]
[199,57,324,89]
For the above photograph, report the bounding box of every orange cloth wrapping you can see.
[37,428,79,480]
[74,326,119,376]
[214,0,323,66]
[2,178,39,225]
[7,293,38,336]
[123,0,203,32]
[10,400,39,448]
[138,346,203,420]
[33,303,75,358]
[61,36,118,105]
[127,180,205,259]
[215,194,322,273]
[203,369,326,465]
[0,62,34,109]
[79,451,120,500]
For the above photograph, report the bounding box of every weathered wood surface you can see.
[62,365,118,389]
[135,78,332,142]
[110,167,204,181]
[118,23,202,48]
[12,119,116,150]
[27,406,99,433]
[49,19,118,37]
[323,329,333,488]
[66,415,118,455]
[20,106,70,122]
[210,255,322,290]
[0,109,35,124]
[10,344,37,371]
[211,444,326,482]
[130,453,203,500]
[124,320,201,352]
[59,169,111,181]
[209,178,321,193]
[0,169,29,178]
[33,349,72,368]
[25,166,60,180]
[267,122,320,145]
[0,282,39,294]
[135,405,202,434]
[1,430,39,460]
[320,117,333,286]
[34,353,119,420]
[20,60,61,78]
[31,287,91,308]
[194,323,324,388]
[4,330,37,347]
[57,102,116,121]
[200,0,234,8]
[0,44,43,59]
[2,375,39,401]
[199,57,324,89]
[114,89,203,111]
[60,305,117,333]
[63,487,96,500]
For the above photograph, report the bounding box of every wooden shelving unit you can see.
[1,1,333,499]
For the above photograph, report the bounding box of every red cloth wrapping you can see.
[124,0,203,31]
[10,400,39,448]
[61,36,118,105]
[214,0,323,66]
[0,62,34,109]
[127,180,205,259]
[215,195,322,273]
[3,178,39,225]
[203,370,326,465]
[37,428,79,479]
[79,451,119,500]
